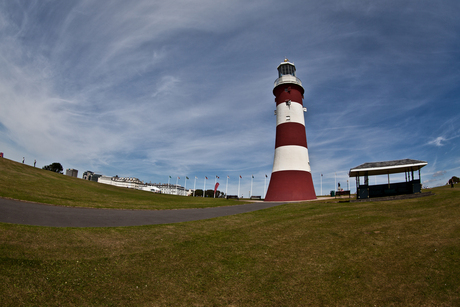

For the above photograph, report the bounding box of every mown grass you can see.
[0,158,239,209]
[1,178,459,305]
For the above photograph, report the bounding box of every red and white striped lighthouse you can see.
[265,59,316,201]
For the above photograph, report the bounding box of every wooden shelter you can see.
[349,159,427,199]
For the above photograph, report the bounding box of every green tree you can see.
[205,189,214,198]
[203,189,223,198]
[42,162,63,174]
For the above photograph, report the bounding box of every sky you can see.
[1,0,459,196]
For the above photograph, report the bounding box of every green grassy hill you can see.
[0,157,237,209]
[1,156,459,306]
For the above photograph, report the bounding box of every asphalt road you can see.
[0,197,285,227]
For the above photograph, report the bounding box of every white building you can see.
[98,176,145,189]
[154,183,192,196]
[140,185,161,193]
[97,176,191,195]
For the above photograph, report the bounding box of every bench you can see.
[226,195,239,200]
[250,196,262,200]
[335,190,351,198]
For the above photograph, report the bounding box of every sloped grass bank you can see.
[0,158,237,209]
[1,186,459,306]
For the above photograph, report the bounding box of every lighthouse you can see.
[265,59,316,201]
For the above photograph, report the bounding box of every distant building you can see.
[82,171,102,182]
[140,185,162,193]
[65,168,78,177]
[98,175,145,189]
[96,175,191,195]
[154,183,191,196]
[82,171,93,180]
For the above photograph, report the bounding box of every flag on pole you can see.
[239,175,242,178]
[216,176,219,179]
[252,175,254,178]
[186,177,189,180]
[205,176,208,180]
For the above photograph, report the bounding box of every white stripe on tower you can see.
[272,146,311,172]
[276,101,305,126]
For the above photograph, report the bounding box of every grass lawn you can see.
[0,158,239,209]
[1,157,459,305]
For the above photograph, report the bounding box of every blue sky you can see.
[1,0,459,196]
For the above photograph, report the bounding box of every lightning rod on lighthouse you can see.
[265,59,317,201]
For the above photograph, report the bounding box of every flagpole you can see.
[250,175,253,198]
[321,174,323,196]
[184,176,187,196]
[168,176,171,195]
[176,177,179,195]
[264,174,267,199]
[214,176,217,198]
[194,176,197,197]
[226,176,229,197]
[238,176,241,198]
[203,176,207,198]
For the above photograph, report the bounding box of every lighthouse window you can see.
[286,115,291,121]
[278,64,296,77]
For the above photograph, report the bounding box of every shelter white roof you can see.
[349,159,427,177]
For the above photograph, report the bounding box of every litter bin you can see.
[330,190,335,197]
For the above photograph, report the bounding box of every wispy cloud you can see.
[433,170,447,178]
[428,137,447,147]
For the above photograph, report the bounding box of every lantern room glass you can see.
[278,63,296,78]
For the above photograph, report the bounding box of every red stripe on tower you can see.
[265,59,316,202]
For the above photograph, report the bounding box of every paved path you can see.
[0,197,286,227]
